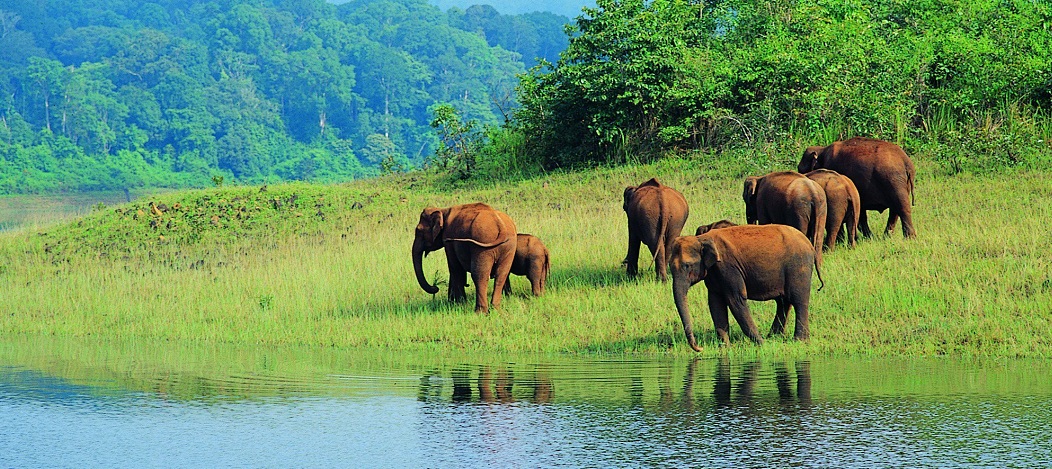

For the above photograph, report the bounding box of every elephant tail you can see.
[654,209,670,269]
[908,169,916,207]
[814,254,825,292]
[543,249,550,282]
[807,199,824,269]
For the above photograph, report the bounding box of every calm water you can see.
[1,339,1050,468]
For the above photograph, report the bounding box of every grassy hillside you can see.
[2,155,1051,357]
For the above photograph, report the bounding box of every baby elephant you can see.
[670,224,823,351]
[504,233,550,296]
[695,219,738,236]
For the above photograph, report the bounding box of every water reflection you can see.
[419,365,554,405]
[2,338,1052,468]
[711,358,811,409]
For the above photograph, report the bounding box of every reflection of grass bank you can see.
[1,156,1051,357]
[3,335,1052,404]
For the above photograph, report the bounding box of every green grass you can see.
[1,156,1051,357]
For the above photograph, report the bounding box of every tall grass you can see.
[1,157,1050,357]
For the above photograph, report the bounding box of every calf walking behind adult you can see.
[412,203,517,313]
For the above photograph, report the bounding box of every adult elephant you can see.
[798,137,916,238]
[742,171,826,266]
[670,225,823,351]
[412,203,517,313]
[623,178,689,282]
[806,169,861,250]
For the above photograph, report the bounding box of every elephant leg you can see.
[529,271,543,296]
[502,276,512,295]
[896,195,917,239]
[490,251,514,310]
[471,258,495,313]
[900,208,917,239]
[884,212,899,237]
[791,296,811,341]
[446,252,468,303]
[858,210,873,238]
[707,294,731,346]
[769,298,789,336]
[728,295,763,345]
[625,231,641,277]
[825,210,845,251]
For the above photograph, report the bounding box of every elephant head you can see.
[670,236,721,352]
[742,176,760,224]
[412,207,446,294]
[797,145,826,173]
[695,219,738,236]
[623,178,661,211]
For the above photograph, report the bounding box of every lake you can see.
[0,190,159,232]
[1,337,1049,468]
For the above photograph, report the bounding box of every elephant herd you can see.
[411,137,917,351]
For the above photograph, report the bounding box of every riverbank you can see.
[2,156,1050,357]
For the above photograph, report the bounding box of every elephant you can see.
[742,171,826,266]
[805,169,861,250]
[412,203,517,313]
[695,219,738,236]
[623,178,689,282]
[503,233,550,296]
[798,137,916,238]
[670,224,823,351]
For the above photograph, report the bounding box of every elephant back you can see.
[445,204,517,247]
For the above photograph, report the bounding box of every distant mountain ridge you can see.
[429,1,595,17]
[329,0,594,18]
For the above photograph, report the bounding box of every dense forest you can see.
[503,0,1052,173]
[2,0,1050,194]
[0,0,569,193]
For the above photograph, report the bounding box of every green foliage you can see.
[510,0,1052,173]
[429,103,485,179]
[0,0,570,193]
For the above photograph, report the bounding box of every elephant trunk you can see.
[413,237,440,295]
[673,276,703,352]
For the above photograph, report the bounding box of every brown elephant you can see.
[503,233,550,296]
[742,171,826,266]
[695,219,738,236]
[412,203,517,313]
[806,169,861,250]
[798,137,916,238]
[623,178,689,282]
[670,225,823,351]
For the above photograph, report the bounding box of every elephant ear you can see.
[700,238,721,269]
[623,186,636,211]
[799,146,822,172]
[427,209,445,243]
[742,177,759,201]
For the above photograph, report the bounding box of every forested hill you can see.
[0,0,570,194]
[424,0,596,17]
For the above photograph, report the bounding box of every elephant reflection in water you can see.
[711,358,812,409]
[424,366,552,404]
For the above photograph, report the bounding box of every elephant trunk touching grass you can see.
[412,236,441,295]
[412,203,517,313]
